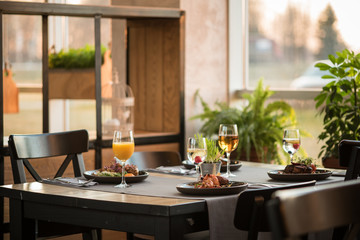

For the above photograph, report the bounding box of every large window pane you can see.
[247,0,360,166]
[249,0,359,89]
[4,93,42,135]
[3,14,43,135]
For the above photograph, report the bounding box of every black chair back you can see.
[267,179,360,240]
[234,180,316,240]
[128,151,182,170]
[7,129,98,240]
[8,130,89,184]
[339,139,360,181]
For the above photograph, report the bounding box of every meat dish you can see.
[93,161,139,177]
[195,174,230,188]
[283,158,316,174]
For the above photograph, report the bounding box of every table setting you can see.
[43,162,340,240]
[38,127,345,240]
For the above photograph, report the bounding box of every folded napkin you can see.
[331,170,346,177]
[147,166,196,175]
[43,177,98,187]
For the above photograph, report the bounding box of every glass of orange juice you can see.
[113,130,134,188]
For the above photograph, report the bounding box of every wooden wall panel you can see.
[128,25,147,130]
[145,22,163,131]
[163,20,180,132]
[128,19,181,134]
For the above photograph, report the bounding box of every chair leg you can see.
[82,229,99,240]
[97,229,102,240]
[333,226,348,240]
[344,223,360,240]
[127,232,134,240]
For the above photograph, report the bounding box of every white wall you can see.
[180,0,228,139]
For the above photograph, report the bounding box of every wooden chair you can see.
[267,179,360,240]
[127,151,182,170]
[8,129,98,240]
[332,139,360,239]
[233,180,316,240]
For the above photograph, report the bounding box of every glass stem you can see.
[121,161,126,185]
[226,152,231,176]
[195,165,200,181]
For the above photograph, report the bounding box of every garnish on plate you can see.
[93,161,139,177]
[283,157,317,174]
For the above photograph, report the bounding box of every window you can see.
[248,0,358,89]
[3,13,43,135]
[229,0,360,164]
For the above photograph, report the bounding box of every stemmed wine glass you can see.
[218,124,239,178]
[282,129,300,162]
[112,130,134,188]
[187,137,207,181]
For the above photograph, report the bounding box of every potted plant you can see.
[314,49,360,168]
[48,44,109,99]
[199,136,224,176]
[191,79,298,164]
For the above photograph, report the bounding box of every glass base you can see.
[221,172,236,178]
[114,182,130,188]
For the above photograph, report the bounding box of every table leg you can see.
[154,216,184,240]
[9,199,36,240]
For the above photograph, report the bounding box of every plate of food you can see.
[267,158,332,181]
[176,174,248,195]
[84,162,149,183]
[182,159,242,172]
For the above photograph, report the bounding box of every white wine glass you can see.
[218,124,239,178]
[187,137,207,181]
[282,129,300,161]
[113,130,135,188]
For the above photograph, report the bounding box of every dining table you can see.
[0,161,345,240]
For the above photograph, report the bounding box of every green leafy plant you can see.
[314,49,360,159]
[204,138,224,163]
[191,79,298,164]
[49,44,107,69]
